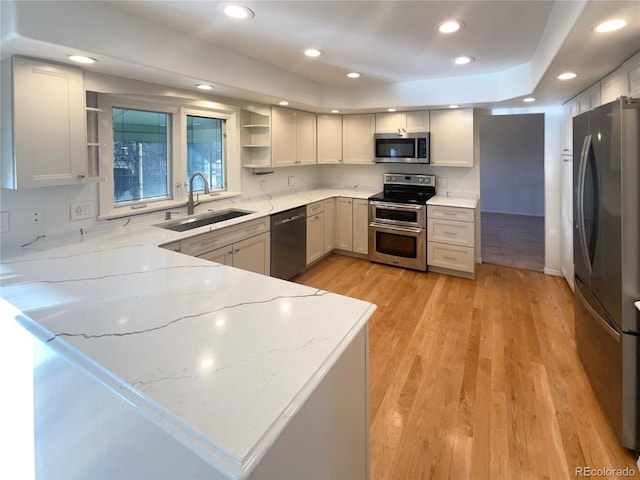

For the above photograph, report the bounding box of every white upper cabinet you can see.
[317,114,343,164]
[375,110,430,134]
[576,83,601,114]
[429,108,477,167]
[1,57,88,189]
[342,114,375,164]
[271,106,316,167]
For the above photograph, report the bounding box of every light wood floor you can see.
[295,255,637,480]
[482,212,545,272]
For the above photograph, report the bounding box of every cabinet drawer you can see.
[428,218,474,247]
[180,217,270,257]
[307,201,324,216]
[428,242,474,273]
[427,205,474,222]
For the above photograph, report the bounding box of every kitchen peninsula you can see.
[0,188,377,479]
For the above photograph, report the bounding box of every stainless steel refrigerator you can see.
[573,96,640,451]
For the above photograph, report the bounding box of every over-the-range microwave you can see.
[374,132,430,164]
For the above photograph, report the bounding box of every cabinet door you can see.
[317,115,343,164]
[323,198,335,253]
[306,213,324,265]
[335,197,353,251]
[232,232,271,275]
[404,110,430,133]
[430,109,474,167]
[296,110,317,165]
[375,112,402,133]
[3,57,86,189]
[342,114,375,164]
[271,107,297,167]
[200,245,234,266]
[600,70,628,104]
[352,199,369,255]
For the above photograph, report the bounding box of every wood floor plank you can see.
[295,255,638,479]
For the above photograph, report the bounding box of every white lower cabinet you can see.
[162,217,271,276]
[352,199,368,255]
[199,232,271,275]
[231,232,271,275]
[306,201,325,265]
[323,198,335,253]
[335,198,353,251]
[427,205,476,278]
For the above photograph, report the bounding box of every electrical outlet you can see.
[336,174,343,183]
[260,179,266,191]
[437,178,448,188]
[288,176,295,186]
[31,208,44,232]
[71,200,95,221]
[1,212,9,233]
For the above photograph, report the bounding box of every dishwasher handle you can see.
[272,213,306,227]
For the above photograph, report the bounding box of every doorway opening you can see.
[479,114,545,271]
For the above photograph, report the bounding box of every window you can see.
[112,108,170,204]
[97,92,240,219]
[186,115,225,192]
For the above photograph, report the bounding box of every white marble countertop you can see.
[0,187,377,479]
[636,301,640,313]
[427,195,478,209]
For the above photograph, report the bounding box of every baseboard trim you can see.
[543,267,563,277]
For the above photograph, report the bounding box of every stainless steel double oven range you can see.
[368,174,436,271]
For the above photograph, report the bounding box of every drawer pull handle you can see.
[246,225,259,232]
[443,231,457,235]
[200,239,219,246]
[444,255,457,261]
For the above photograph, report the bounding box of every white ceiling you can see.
[1,1,639,112]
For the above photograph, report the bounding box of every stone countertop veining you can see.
[0,186,377,479]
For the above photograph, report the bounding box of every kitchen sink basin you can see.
[154,209,254,232]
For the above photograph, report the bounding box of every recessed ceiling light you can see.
[453,56,474,65]
[196,84,213,90]
[221,4,254,19]
[388,108,397,112]
[68,55,97,64]
[557,72,578,80]
[278,101,289,106]
[304,48,323,57]
[347,72,361,78]
[449,105,460,109]
[523,97,536,103]
[331,109,340,113]
[437,20,464,33]
[594,19,627,33]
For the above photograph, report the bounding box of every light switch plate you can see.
[288,176,295,186]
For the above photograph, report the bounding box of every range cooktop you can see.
[369,174,436,205]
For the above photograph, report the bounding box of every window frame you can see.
[97,95,241,219]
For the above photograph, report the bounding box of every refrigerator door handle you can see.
[577,134,593,274]
[576,281,621,341]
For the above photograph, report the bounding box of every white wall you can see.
[479,114,545,216]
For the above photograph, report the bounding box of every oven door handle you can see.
[369,201,425,212]
[370,222,423,234]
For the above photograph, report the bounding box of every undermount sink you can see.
[154,209,254,232]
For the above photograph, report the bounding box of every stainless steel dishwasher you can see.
[270,206,307,280]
